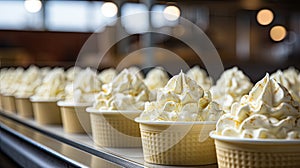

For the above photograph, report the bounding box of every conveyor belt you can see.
[0,111,217,168]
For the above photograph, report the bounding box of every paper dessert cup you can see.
[57,101,92,134]
[86,107,142,148]
[15,96,34,118]
[135,119,217,166]
[30,97,62,125]
[210,132,300,168]
[1,94,17,113]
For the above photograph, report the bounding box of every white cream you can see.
[216,74,300,139]
[127,66,144,79]
[186,66,213,91]
[66,66,81,82]
[271,69,300,102]
[1,67,24,95]
[65,67,102,104]
[283,67,300,102]
[144,67,169,101]
[98,68,117,84]
[144,67,169,90]
[210,67,253,113]
[139,72,223,121]
[15,65,42,98]
[40,67,51,78]
[93,69,150,111]
[33,68,66,100]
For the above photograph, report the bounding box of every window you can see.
[0,1,42,30]
[121,3,149,34]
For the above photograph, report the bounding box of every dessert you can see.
[127,66,144,79]
[65,67,101,104]
[136,72,223,165]
[211,74,300,168]
[58,67,101,133]
[1,67,24,113]
[15,65,42,117]
[210,67,253,113]
[30,68,66,124]
[139,71,222,121]
[0,68,7,110]
[15,65,42,98]
[87,69,150,147]
[65,66,81,82]
[186,66,213,91]
[33,68,66,100]
[93,68,149,111]
[2,67,24,96]
[143,67,169,101]
[281,67,299,102]
[98,68,117,84]
[271,69,300,102]
[40,66,51,77]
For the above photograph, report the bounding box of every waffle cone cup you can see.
[136,119,217,166]
[58,101,92,134]
[2,94,16,113]
[210,133,300,168]
[15,96,34,118]
[30,97,62,125]
[86,107,142,148]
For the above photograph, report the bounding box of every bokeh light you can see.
[256,9,274,26]
[101,2,118,17]
[270,25,287,42]
[24,0,42,13]
[163,5,180,21]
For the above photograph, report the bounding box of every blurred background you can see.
[0,0,299,81]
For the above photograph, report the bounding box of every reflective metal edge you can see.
[0,123,84,168]
[0,111,143,168]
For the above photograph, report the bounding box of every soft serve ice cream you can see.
[127,66,144,79]
[93,69,150,111]
[139,72,223,121]
[210,67,253,113]
[271,69,300,102]
[186,66,213,91]
[215,74,300,139]
[66,66,81,82]
[15,65,42,98]
[98,68,117,84]
[0,68,9,93]
[64,67,102,104]
[1,67,24,95]
[144,67,169,101]
[33,68,66,100]
[283,67,299,102]
[144,67,169,90]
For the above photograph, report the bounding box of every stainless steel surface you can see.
[0,111,218,168]
[0,112,131,168]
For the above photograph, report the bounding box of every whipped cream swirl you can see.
[139,72,223,121]
[15,65,42,97]
[98,68,117,84]
[65,67,102,104]
[93,69,150,111]
[210,67,253,113]
[1,67,24,95]
[33,68,66,99]
[186,66,213,91]
[216,74,300,139]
